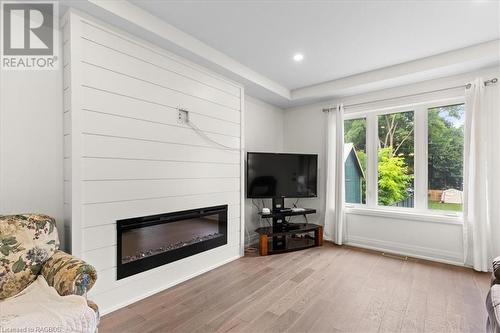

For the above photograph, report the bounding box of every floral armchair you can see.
[487,257,500,333]
[0,214,98,319]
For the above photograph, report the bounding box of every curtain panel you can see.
[323,104,345,244]
[463,77,500,271]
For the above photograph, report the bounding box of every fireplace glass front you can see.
[117,205,227,279]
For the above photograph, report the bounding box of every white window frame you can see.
[343,96,464,223]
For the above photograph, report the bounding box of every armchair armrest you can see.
[41,250,97,297]
[493,257,500,285]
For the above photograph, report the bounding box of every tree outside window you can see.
[377,111,414,207]
[428,104,464,212]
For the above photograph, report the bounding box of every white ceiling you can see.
[129,0,499,90]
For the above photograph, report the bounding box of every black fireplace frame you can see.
[116,205,228,280]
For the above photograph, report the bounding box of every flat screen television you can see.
[247,152,318,199]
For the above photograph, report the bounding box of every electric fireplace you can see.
[117,205,228,279]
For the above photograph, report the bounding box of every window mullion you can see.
[414,107,427,210]
[366,113,378,208]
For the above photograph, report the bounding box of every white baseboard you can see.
[99,254,242,316]
[346,235,464,267]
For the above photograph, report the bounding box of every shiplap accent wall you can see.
[62,10,244,314]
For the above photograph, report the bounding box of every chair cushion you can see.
[0,214,59,299]
[493,257,500,284]
[0,275,97,333]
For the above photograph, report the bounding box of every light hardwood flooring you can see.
[99,243,490,333]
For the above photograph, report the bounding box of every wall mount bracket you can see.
[178,108,189,124]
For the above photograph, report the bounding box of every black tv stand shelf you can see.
[258,208,317,219]
[255,208,321,255]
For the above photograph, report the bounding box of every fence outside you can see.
[428,190,443,202]
[391,195,414,208]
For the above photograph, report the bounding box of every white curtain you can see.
[463,77,500,271]
[323,104,345,244]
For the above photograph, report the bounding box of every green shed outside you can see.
[344,143,365,204]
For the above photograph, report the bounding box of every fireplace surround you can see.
[117,205,228,279]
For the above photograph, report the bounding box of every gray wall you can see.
[244,95,284,245]
[0,62,64,248]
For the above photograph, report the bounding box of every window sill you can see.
[344,206,463,225]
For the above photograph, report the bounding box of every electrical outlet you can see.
[178,108,189,124]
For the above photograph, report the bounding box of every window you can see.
[427,104,464,212]
[344,118,366,204]
[377,111,414,207]
[343,98,464,216]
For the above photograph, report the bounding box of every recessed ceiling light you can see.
[293,53,304,62]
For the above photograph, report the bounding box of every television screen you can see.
[247,152,318,198]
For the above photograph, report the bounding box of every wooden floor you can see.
[99,244,490,333]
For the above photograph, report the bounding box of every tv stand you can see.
[256,208,321,255]
[271,197,286,212]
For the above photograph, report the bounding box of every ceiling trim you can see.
[85,0,291,100]
[62,1,499,108]
[291,39,500,102]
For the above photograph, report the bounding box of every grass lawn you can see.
[428,200,462,212]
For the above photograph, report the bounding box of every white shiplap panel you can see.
[64,158,71,181]
[82,87,240,137]
[65,11,244,314]
[63,65,70,90]
[83,246,115,271]
[83,217,240,252]
[63,42,70,67]
[63,89,71,112]
[83,135,240,165]
[81,63,241,124]
[88,243,240,304]
[63,20,70,43]
[82,39,240,111]
[82,158,239,180]
[83,178,240,204]
[82,111,240,150]
[83,193,240,228]
[83,224,115,251]
[227,227,242,245]
[81,21,240,97]
[63,135,71,158]
[83,225,241,273]
[63,112,70,135]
